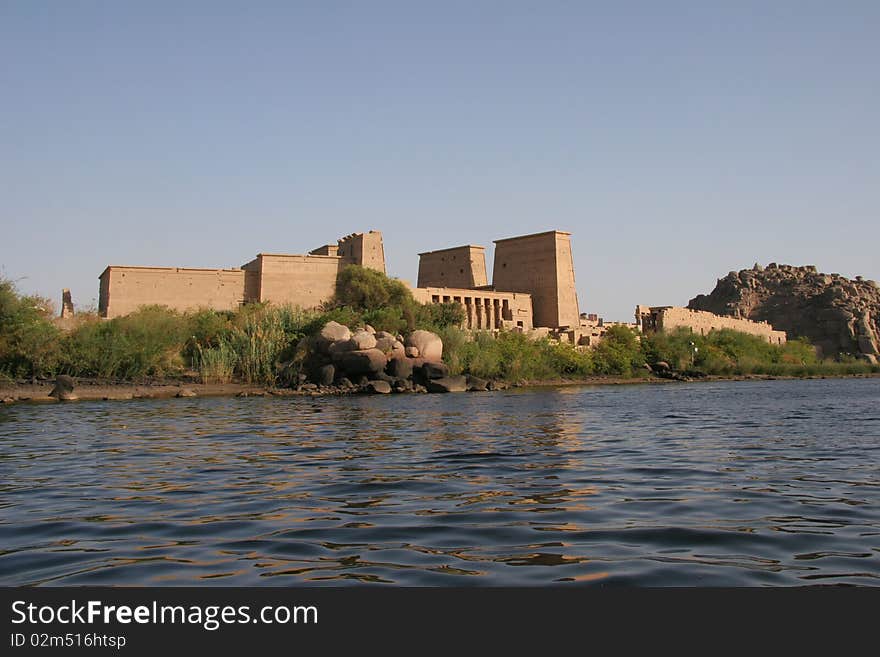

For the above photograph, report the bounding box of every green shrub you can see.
[62,305,188,378]
[415,302,466,332]
[183,309,234,364]
[333,265,414,311]
[593,325,644,375]
[0,279,62,377]
[362,306,409,334]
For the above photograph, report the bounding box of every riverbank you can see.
[3,371,879,405]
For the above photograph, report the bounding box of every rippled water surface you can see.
[1,379,879,586]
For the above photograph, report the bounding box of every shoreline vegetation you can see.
[2,268,878,404]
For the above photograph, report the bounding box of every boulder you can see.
[315,321,351,353]
[350,330,377,350]
[466,375,488,392]
[392,378,413,392]
[426,376,468,393]
[419,361,449,380]
[315,364,336,386]
[338,349,387,376]
[329,339,358,358]
[365,380,392,394]
[405,346,420,358]
[386,355,414,379]
[49,375,77,401]
[405,330,442,362]
[375,336,398,353]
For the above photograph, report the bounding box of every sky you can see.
[1,1,878,321]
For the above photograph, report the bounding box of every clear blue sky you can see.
[2,1,878,321]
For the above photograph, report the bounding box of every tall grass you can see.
[195,340,237,384]
[228,308,290,384]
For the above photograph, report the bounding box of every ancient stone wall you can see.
[411,286,533,331]
[99,231,385,318]
[417,245,488,289]
[636,305,786,344]
[492,231,580,328]
[248,254,342,308]
[98,266,246,318]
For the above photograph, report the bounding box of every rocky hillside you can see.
[688,264,880,362]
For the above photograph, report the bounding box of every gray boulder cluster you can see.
[299,321,501,394]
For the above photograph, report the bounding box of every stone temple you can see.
[98,229,582,332]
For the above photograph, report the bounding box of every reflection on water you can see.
[1,378,879,586]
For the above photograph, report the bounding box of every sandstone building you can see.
[99,232,386,319]
[411,286,534,331]
[98,229,582,332]
[492,231,580,329]
[415,230,580,331]
[635,305,787,344]
[417,245,488,289]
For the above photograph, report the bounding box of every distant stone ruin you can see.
[60,289,74,319]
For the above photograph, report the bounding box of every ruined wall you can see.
[98,266,245,318]
[636,305,786,344]
[412,286,533,331]
[338,231,386,273]
[251,254,342,308]
[417,245,488,289]
[492,231,580,329]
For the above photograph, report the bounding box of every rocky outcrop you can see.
[688,264,880,361]
[292,321,523,393]
[295,322,506,393]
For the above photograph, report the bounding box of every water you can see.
[1,378,878,586]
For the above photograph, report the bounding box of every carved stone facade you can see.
[411,286,533,331]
